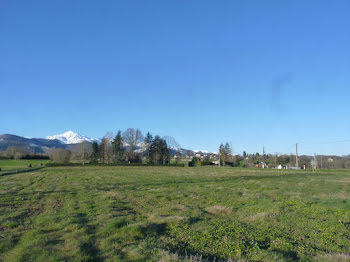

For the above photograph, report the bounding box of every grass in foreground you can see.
[0,166,350,261]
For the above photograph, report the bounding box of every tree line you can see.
[0,146,49,160]
[49,128,170,165]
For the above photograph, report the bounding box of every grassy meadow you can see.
[0,165,350,261]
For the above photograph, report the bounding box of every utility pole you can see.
[263,146,265,162]
[296,143,299,169]
[313,153,317,170]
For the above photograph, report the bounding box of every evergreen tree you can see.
[224,142,232,156]
[112,130,125,163]
[148,135,169,164]
[219,143,225,166]
[91,141,99,163]
[224,142,232,164]
[144,132,153,161]
[144,132,153,144]
[148,135,160,164]
[160,138,170,164]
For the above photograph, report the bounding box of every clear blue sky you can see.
[1,0,350,155]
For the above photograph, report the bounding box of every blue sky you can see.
[1,0,350,155]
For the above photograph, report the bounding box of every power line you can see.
[296,143,298,168]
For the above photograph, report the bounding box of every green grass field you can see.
[0,159,50,171]
[0,166,350,261]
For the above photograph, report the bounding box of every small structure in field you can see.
[277,164,287,169]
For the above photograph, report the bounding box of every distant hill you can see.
[0,131,213,157]
[0,134,65,153]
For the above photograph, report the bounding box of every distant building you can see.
[277,165,287,169]
[212,160,220,165]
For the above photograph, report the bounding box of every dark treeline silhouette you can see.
[80,128,171,165]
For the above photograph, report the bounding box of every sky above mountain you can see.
[1,0,350,155]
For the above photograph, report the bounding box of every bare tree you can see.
[49,148,72,164]
[75,141,91,165]
[5,146,29,160]
[104,132,114,141]
[123,128,143,150]
[122,128,143,163]
[163,136,181,150]
[99,135,113,164]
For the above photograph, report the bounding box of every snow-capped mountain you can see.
[193,150,210,154]
[46,131,96,144]
[0,134,66,153]
[0,131,215,156]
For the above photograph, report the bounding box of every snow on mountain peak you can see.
[46,131,96,144]
[193,150,210,154]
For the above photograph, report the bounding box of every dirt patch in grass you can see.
[246,212,271,222]
[205,205,232,216]
[316,253,350,261]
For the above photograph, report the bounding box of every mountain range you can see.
[46,131,98,144]
[0,134,65,153]
[0,131,210,156]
